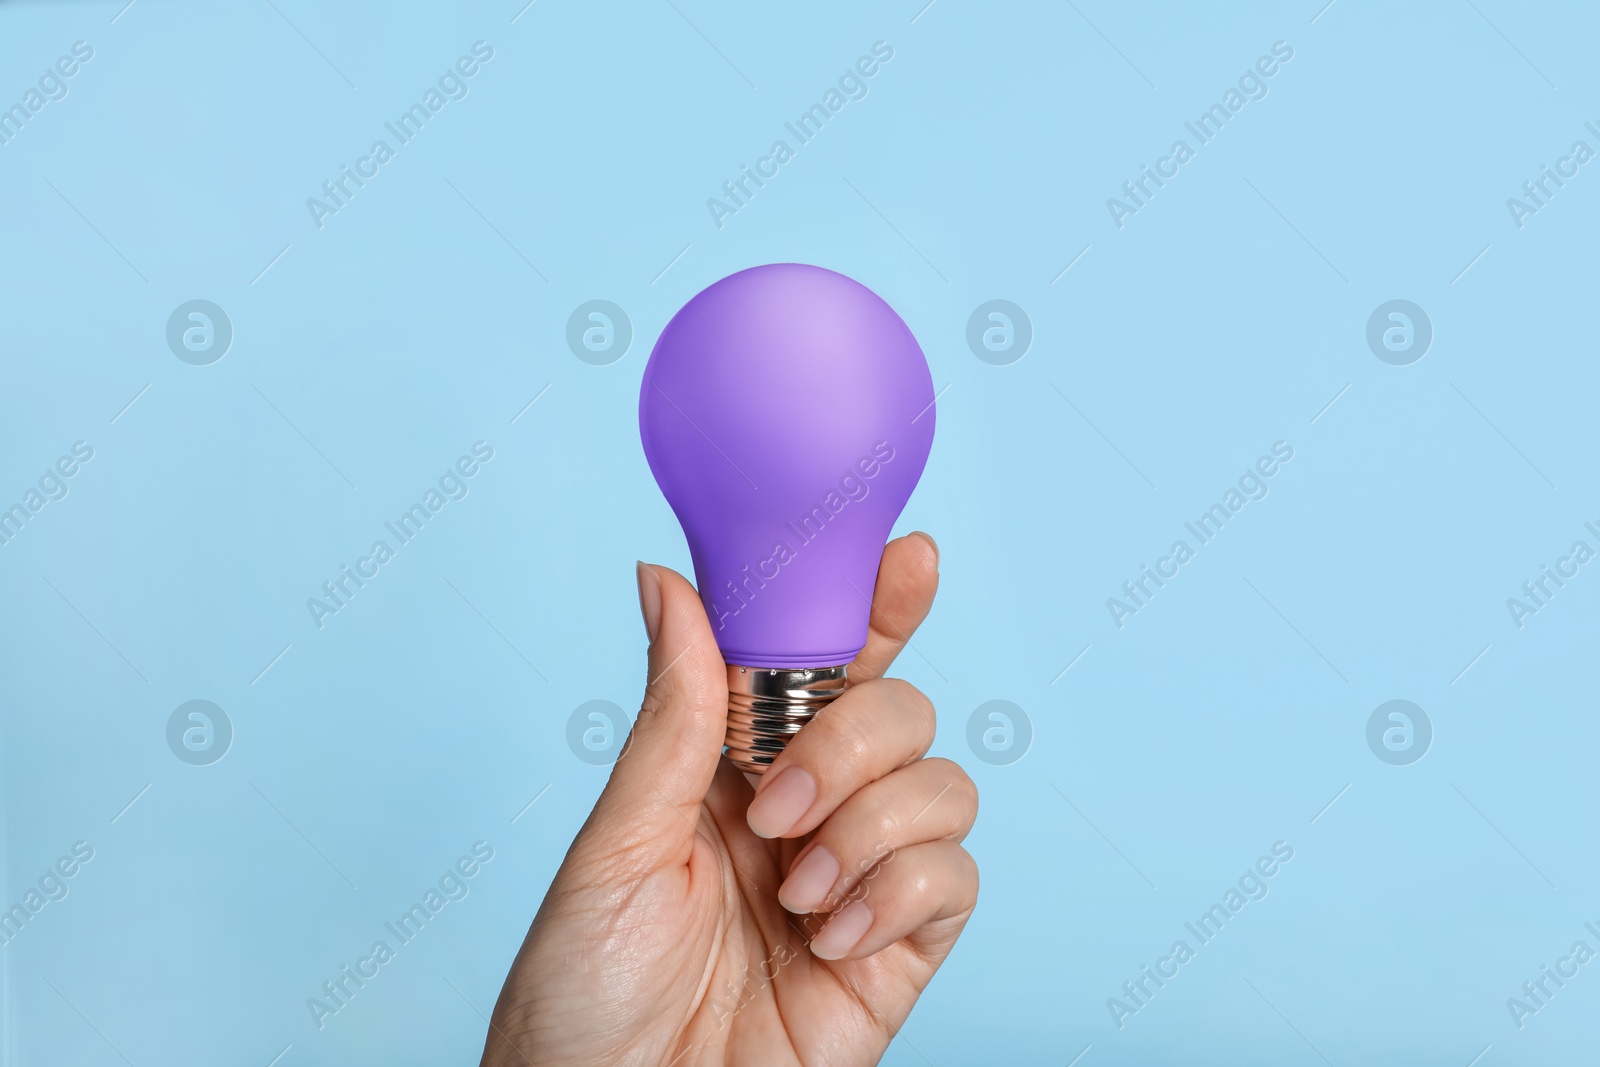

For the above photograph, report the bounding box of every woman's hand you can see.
[481,533,977,1066]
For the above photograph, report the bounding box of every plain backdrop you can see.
[1,1,1597,1064]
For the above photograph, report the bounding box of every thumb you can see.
[589,562,728,852]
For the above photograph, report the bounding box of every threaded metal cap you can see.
[724,664,848,775]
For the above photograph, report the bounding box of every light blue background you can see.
[2,1,1597,1063]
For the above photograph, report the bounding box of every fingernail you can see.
[636,562,662,643]
[779,847,840,914]
[746,766,816,839]
[809,900,873,960]
[911,530,939,568]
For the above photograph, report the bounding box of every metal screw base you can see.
[724,664,848,775]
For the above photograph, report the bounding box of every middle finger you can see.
[745,676,936,840]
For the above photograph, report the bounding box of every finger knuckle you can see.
[957,848,980,907]
[821,710,876,776]
[869,805,904,846]
[882,677,935,730]
[920,759,978,820]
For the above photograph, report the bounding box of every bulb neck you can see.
[724,663,848,775]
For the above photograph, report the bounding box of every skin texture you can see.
[481,533,978,1067]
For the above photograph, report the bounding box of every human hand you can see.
[480,532,978,1066]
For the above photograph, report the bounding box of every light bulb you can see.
[639,263,935,774]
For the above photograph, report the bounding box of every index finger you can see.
[845,532,939,686]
